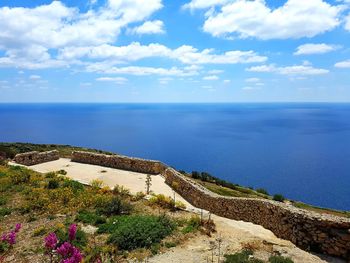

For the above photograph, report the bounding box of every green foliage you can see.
[90,179,104,190]
[182,216,201,234]
[62,179,84,193]
[9,166,31,185]
[224,250,264,263]
[47,179,60,189]
[0,195,8,206]
[149,194,175,210]
[273,194,285,202]
[0,207,12,217]
[32,226,47,237]
[112,185,131,197]
[97,197,132,216]
[105,215,175,250]
[256,188,269,195]
[76,210,106,225]
[269,255,294,263]
[0,241,9,253]
[57,169,67,175]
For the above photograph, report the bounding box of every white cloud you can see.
[59,42,267,66]
[334,59,350,68]
[159,77,173,85]
[247,64,329,75]
[96,77,128,84]
[129,20,165,35]
[29,75,41,80]
[245,77,260,83]
[88,65,199,76]
[208,69,224,74]
[345,13,350,30]
[203,75,219,80]
[223,79,231,84]
[183,0,230,10]
[0,0,163,69]
[294,43,339,55]
[200,0,342,39]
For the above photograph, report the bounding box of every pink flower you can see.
[57,242,73,257]
[14,223,21,233]
[44,232,58,250]
[1,234,7,242]
[7,231,16,245]
[57,242,83,263]
[68,224,77,241]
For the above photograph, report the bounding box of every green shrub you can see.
[256,188,269,195]
[76,210,106,225]
[106,215,175,250]
[97,197,132,216]
[57,169,67,175]
[273,194,285,202]
[0,196,8,206]
[0,207,12,217]
[62,179,84,193]
[269,255,294,263]
[224,250,264,263]
[0,242,9,253]
[47,179,60,189]
[182,216,201,234]
[9,167,31,184]
[113,185,130,197]
[33,226,47,236]
[149,194,175,210]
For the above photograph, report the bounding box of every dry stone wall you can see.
[13,150,59,166]
[71,151,167,175]
[164,168,350,260]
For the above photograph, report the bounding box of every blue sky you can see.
[0,0,350,102]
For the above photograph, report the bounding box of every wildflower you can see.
[1,233,7,242]
[57,242,73,258]
[68,224,77,241]
[14,223,21,233]
[7,231,16,245]
[45,232,58,250]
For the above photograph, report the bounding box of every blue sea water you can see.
[0,103,349,211]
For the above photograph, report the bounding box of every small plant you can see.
[97,196,132,216]
[149,194,175,210]
[269,255,294,263]
[112,185,130,197]
[47,179,60,189]
[0,196,8,206]
[90,179,104,190]
[224,250,264,263]
[57,170,67,175]
[175,201,186,210]
[273,194,285,202]
[145,174,152,194]
[62,179,84,193]
[182,216,201,234]
[76,210,106,225]
[0,207,12,217]
[33,226,47,237]
[132,191,146,201]
[0,224,21,257]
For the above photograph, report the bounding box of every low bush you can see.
[33,226,47,237]
[97,197,132,216]
[273,194,285,202]
[149,194,175,210]
[106,215,175,250]
[0,195,8,206]
[76,210,106,225]
[47,179,60,189]
[112,185,130,197]
[55,225,87,249]
[0,207,12,217]
[182,216,201,234]
[57,169,67,175]
[62,179,85,193]
[269,255,294,263]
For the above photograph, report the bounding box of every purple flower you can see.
[14,223,21,233]
[44,232,58,250]
[68,224,77,241]
[57,242,73,257]
[7,231,16,245]
[1,233,7,242]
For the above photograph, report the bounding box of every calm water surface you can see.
[1,103,349,210]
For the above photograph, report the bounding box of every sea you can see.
[0,103,349,211]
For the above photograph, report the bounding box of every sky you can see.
[0,0,350,103]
